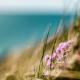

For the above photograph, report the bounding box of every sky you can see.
[0,0,80,14]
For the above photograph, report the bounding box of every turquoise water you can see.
[0,14,72,56]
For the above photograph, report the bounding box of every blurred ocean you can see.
[0,14,73,56]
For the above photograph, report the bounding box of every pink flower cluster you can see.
[44,39,73,68]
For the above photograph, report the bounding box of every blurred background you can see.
[0,0,80,80]
[0,0,79,56]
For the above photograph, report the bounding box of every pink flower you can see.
[44,71,49,76]
[61,43,66,49]
[50,64,54,69]
[47,58,51,66]
[51,52,57,60]
[44,54,50,61]
[56,46,63,54]
[44,39,73,69]
[59,42,65,48]
[58,54,64,61]
[67,40,73,44]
